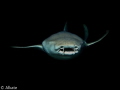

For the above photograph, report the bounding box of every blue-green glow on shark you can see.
[12,23,109,60]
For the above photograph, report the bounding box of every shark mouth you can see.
[57,47,79,55]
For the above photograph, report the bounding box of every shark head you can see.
[42,33,86,60]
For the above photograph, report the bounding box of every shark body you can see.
[12,23,109,60]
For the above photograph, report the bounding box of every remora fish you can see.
[12,23,109,60]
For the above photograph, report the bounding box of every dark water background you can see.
[1,4,118,89]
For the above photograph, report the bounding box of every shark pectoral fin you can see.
[12,45,43,50]
[83,24,89,41]
[86,30,109,46]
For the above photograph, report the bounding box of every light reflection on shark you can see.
[12,23,109,60]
